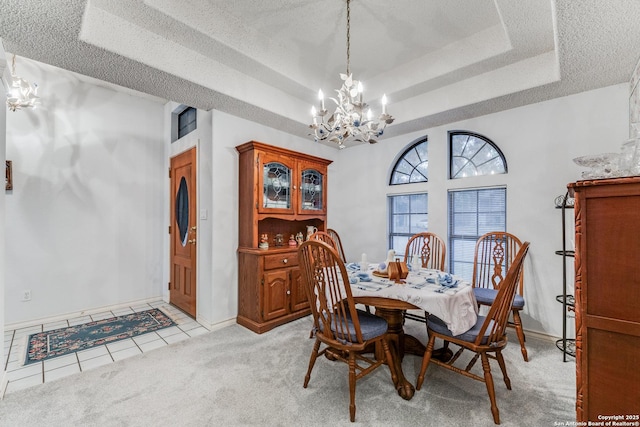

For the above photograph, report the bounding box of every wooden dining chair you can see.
[327,228,347,263]
[403,232,446,270]
[309,231,338,250]
[298,240,398,423]
[403,232,446,323]
[416,242,529,425]
[325,228,378,315]
[473,231,529,361]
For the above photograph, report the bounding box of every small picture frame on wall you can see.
[5,160,12,191]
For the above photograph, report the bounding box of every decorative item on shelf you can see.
[274,233,284,247]
[308,0,394,149]
[259,233,269,250]
[388,258,409,284]
[574,124,640,179]
[295,232,304,246]
[573,153,622,179]
[306,225,318,240]
[288,234,297,247]
[6,54,39,112]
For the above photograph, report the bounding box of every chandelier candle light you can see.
[309,0,394,149]
[6,54,39,112]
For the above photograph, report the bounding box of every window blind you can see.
[448,187,506,280]
[388,193,428,257]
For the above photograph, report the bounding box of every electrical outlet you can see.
[22,290,32,301]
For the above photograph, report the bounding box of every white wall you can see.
[206,111,337,326]
[1,40,9,391]
[329,83,629,338]
[5,57,166,324]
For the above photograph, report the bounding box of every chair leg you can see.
[495,349,511,390]
[348,352,357,422]
[512,309,528,362]
[304,338,321,388]
[481,353,500,424]
[416,334,436,390]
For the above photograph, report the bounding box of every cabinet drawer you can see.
[264,252,298,270]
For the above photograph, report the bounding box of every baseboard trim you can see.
[511,328,560,343]
[4,296,165,330]
[198,316,236,332]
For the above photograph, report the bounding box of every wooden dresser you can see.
[236,141,332,333]
[569,177,640,421]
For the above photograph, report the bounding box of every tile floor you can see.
[2,300,209,397]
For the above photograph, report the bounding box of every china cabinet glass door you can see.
[259,155,294,214]
[299,166,325,214]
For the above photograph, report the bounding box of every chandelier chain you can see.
[346,0,351,76]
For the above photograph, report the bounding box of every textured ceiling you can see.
[2,0,640,148]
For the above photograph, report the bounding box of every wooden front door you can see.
[170,147,197,317]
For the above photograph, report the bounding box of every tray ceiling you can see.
[2,0,640,147]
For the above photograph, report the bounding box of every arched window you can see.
[449,131,507,179]
[389,138,428,185]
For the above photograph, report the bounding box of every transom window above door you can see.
[449,131,506,179]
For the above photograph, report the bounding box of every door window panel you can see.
[176,176,189,247]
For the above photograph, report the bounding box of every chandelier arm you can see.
[346,0,351,76]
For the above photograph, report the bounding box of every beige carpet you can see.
[0,316,575,426]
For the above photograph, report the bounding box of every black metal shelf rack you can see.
[555,192,576,361]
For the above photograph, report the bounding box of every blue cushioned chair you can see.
[416,242,530,425]
[298,240,398,423]
[472,231,529,361]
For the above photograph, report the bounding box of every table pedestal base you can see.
[373,307,453,400]
[374,307,416,400]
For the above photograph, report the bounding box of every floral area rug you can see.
[24,308,176,365]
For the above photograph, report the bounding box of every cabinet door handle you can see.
[286,290,291,295]
[282,258,288,264]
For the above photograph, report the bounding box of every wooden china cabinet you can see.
[569,177,640,421]
[236,141,332,333]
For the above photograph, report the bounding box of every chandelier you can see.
[6,54,39,112]
[309,0,394,149]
